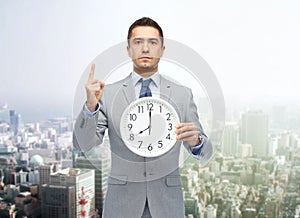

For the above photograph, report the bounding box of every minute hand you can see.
[149,110,152,135]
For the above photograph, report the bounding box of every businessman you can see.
[74,17,213,218]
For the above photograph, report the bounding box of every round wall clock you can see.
[120,97,180,157]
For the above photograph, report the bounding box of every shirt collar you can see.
[131,71,160,87]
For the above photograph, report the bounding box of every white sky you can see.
[1,0,300,120]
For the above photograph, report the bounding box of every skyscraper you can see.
[73,134,111,216]
[41,184,76,218]
[50,168,95,218]
[241,111,269,157]
[9,110,20,136]
[75,156,109,216]
[222,122,239,156]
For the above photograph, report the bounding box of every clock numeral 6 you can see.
[130,113,137,121]
[148,144,153,151]
[158,140,163,148]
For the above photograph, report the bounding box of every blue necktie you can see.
[139,79,152,98]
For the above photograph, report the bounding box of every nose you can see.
[142,41,149,53]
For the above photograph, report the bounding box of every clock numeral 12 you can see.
[147,103,153,111]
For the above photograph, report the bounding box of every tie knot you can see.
[141,79,152,88]
[139,79,152,98]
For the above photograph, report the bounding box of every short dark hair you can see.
[127,17,164,44]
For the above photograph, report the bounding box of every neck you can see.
[133,67,158,78]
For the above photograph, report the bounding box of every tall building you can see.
[9,110,20,136]
[75,156,109,216]
[50,168,95,218]
[41,184,76,218]
[264,197,279,218]
[241,111,269,157]
[206,204,217,218]
[222,122,239,156]
[238,144,252,158]
[73,134,111,216]
[39,165,52,185]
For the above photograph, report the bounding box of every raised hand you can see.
[85,64,105,112]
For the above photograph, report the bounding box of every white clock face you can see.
[120,97,180,157]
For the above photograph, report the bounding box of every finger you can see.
[88,84,101,91]
[177,130,198,140]
[176,123,197,134]
[99,82,105,90]
[88,63,95,82]
[176,122,194,129]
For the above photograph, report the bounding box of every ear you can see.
[127,45,132,58]
[160,45,166,57]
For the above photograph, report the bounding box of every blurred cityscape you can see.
[0,100,299,218]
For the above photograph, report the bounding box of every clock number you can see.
[138,140,143,148]
[166,133,171,140]
[159,105,162,113]
[158,140,163,148]
[138,106,144,113]
[130,113,137,121]
[148,144,153,151]
[147,103,153,111]
[128,123,133,131]
[166,113,171,121]
[129,134,134,141]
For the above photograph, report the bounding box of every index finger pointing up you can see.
[88,63,95,82]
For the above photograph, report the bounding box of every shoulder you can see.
[103,74,131,90]
[161,75,192,93]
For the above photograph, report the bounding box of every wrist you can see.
[86,102,97,112]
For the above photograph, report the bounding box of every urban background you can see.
[0,97,299,217]
[1,1,299,217]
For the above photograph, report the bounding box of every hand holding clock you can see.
[176,123,201,146]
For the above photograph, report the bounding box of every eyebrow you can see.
[132,37,160,41]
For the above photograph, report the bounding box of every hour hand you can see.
[138,126,150,135]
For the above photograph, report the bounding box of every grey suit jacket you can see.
[74,74,213,218]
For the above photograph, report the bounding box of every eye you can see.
[150,40,158,45]
[134,40,142,45]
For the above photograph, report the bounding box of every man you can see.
[74,17,213,218]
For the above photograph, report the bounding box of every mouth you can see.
[138,56,153,60]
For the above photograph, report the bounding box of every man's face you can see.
[127,26,165,76]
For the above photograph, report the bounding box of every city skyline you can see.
[1,1,300,123]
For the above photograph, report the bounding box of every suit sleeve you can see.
[73,96,108,153]
[182,88,213,164]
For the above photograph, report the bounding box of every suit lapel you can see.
[160,75,172,103]
[122,75,136,105]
